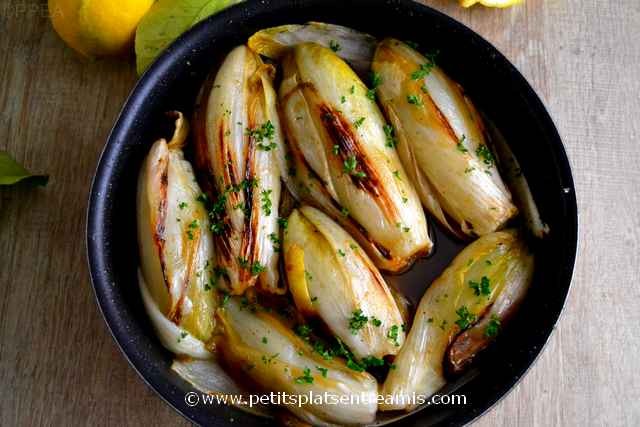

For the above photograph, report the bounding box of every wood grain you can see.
[1,0,638,425]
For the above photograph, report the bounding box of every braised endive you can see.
[279,42,431,273]
[217,298,378,425]
[380,230,533,411]
[194,45,285,296]
[248,22,377,77]
[137,112,218,358]
[372,38,518,238]
[283,206,405,359]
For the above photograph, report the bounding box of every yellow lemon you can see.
[460,0,523,7]
[49,0,154,56]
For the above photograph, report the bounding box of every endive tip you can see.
[138,270,214,359]
[165,111,189,150]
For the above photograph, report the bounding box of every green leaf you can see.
[135,0,243,75]
[0,151,48,187]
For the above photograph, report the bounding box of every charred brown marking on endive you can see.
[137,112,218,357]
[279,42,431,273]
[193,45,284,296]
[319,106,397,218]
[372,38,518,238]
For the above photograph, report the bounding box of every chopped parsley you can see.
[469,276,492,296]
[337,249,346,257]
[455,306,477,331]
[313,340,333,360]
[476,144,495,167]
[332,338,364,372]
[457,135,468,153]
[268,232,281,252]
[387,325,401,346]
[257,141,277,151]
[410,51,438,80]
[304,270,313,281]
[340,95,346,103]
[316,366,328,378]
[353,117,366,128]
[204,179,260,235]
[366,72,382,100]
[383,124,397,148]
[262,336,268,344]
[278,217,288,230]
[262,352,279,365]
[260,189,273,215]
[246,121,276,150]
[221,292,230,307]
[177,331,188,343]
[343,155,366,178]
[343,155,357,173]
[396,222,410,233]
[329,40,341,52]
[348,309,368,334]
[295,367,314,384]
[186,219,199,239]
[178,201,188,209]
[370,316,382,327]
[484,315,501,338]
[407,94,423,106]
[346,359,364,371]
[237,257,266,276]
[332,144,340,155]
[340,207,350,217]
[294,324,312,340]
[361,356,385,368]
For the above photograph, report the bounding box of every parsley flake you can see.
[407,94,423,106]
[295,367,314,384]
[329,40,341,52]
[348,309,368,334]
[455,306,477,331]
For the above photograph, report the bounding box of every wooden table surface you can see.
[1,0,639,425]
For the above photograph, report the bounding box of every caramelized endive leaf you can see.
[380,230,533,411]
[137,112,217,357]
[216,298,378,426]
[372,38,517,238]
[284,206,405,359]
[194,45,284,295]
[279,42,431,273]
[248,22,377,77]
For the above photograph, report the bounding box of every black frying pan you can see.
[86,0,578,425]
